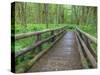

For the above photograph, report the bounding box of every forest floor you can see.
[28,31,82,72]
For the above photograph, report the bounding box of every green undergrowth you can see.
[78,25,97,37]
[14,24,66,51]
[15,24,66,34]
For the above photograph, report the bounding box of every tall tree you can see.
[44,4,48,28]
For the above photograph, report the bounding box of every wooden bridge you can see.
[12,26,97,73]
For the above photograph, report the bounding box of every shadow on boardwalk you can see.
[28,31,82,72]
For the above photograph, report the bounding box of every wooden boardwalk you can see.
[28,31,82,72]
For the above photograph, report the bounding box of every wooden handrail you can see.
[14,26,66,58]
[14,26,66,73]
[13,26,66,40]
[76,27,97,44]
[76,31,97,68]
[75,27,97,68]
[16,30,66,73]
[15,30,64,58]
[75,32,89,68]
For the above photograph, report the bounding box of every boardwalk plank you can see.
[28,31,82,72]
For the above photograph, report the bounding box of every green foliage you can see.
[15,24,66,34]
[79,25,97,37]
[15,36,36,52]
[15,24,46,34]
[15,24,66,51]
[66,24,76,30]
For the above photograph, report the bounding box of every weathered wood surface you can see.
[15,30,65,58]
[75,32,89,68]
[28,32,82,72]
[14,26,66,40]
[76,31,97,68]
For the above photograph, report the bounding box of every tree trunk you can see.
[44,4,48,28]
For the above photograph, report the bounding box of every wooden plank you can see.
[15,30,49,40]
[75,32,89,69]
[76,32,97,68]
[86,40,97,61]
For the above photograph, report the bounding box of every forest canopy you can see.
[14,2,97,25]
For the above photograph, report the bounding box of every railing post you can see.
[35,34,42,53]
[62,28,65,34]
[60,28,64,35]
[50,31,55,42]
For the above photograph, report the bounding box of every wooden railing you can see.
[75,27,97,68]
[13,26,66,73]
